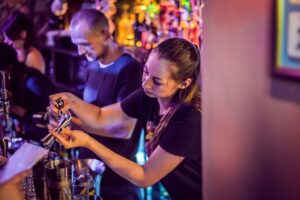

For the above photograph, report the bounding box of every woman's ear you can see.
[20,31,27,39]
[179,78,192,89]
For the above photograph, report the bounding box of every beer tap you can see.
[0,71,12,136]
[0,137,9,158]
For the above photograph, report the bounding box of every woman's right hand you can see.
[49,92,74,115]
[50,128,91,149]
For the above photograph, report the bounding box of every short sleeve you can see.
[120,88,145,119]
[116,58,142,102]
[159,105,201,159]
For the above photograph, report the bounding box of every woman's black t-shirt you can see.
[121,89,201,200]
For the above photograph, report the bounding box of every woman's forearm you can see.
[69,94,102,128]
[72,117,136,139]
[86,137,153,187]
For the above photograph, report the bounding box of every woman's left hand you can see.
[49,128,91,149]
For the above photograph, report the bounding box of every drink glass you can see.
[73,180,89,200]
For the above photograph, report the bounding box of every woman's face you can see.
[142,51,181,101]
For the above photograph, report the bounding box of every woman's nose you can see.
[142,75,152,89]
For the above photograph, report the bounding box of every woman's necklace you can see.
[145,121,155,140]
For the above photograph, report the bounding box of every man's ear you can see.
[20,31,27,39]
[101,29,111,40]
[179,78,192,89]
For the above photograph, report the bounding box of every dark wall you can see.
[202,1,300,200]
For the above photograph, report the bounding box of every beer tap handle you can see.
[0,137,9,158]
[0,71,11,134]
[40,110,72,149]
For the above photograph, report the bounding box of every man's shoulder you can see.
[111,54,142,73]
[116,53,141,67]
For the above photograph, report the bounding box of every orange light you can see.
[136,41,142,47]
[145,44,152,49]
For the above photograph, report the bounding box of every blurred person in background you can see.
[1,11,46,74]
[0,43,58,140]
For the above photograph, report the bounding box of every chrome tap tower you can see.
[0,71,13,140]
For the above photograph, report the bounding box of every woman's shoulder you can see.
[25,47,45,74]
[27,47,43,58]
[126,88,157,103]
[175,104,201,119]
[166,104,201,130]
